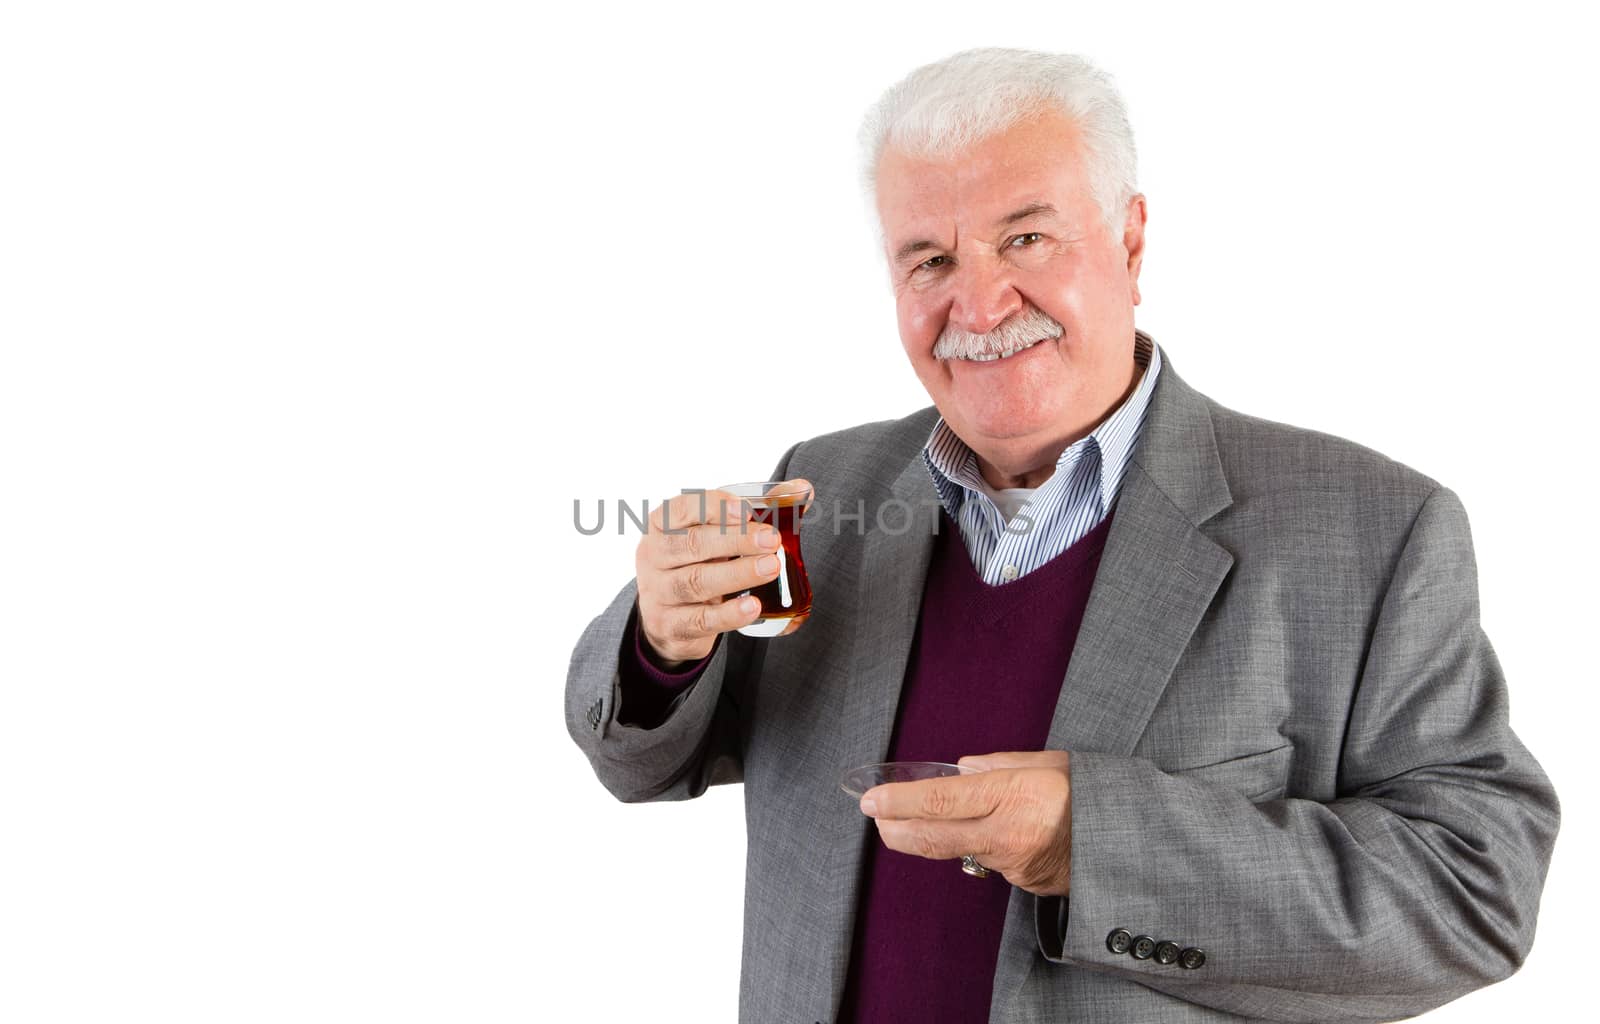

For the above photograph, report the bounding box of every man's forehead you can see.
[876,167,1088,254]
[875,113,1091,237]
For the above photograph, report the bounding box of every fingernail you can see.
[739,596,758,615]
[757,529,780,549]
[756,554,779,575]
[859,796,878,816]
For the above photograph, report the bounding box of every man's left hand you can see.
[860,750,1072,896]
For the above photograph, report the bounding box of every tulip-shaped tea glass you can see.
[721,480,814,638]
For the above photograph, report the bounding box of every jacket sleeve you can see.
[563,442,801,804]
[564,580,754,803]
[615,607,716,729]
[1035,485,1560,1023]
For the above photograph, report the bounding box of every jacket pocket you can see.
[1169,742,1293,802]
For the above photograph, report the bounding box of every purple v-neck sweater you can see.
[617,509,1114,1022]
[837,509,1113,1024]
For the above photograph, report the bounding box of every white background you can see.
[2,2,1595,1021]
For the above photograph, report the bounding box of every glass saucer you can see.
[839,761,980,800]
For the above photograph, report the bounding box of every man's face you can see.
[875,109,1147,480]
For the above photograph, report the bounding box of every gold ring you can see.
[961,855,991,878]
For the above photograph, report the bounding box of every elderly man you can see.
[565,48,1557,1023]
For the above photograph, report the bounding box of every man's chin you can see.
[947,410,1051,446]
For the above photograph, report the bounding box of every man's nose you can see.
[948,259,1022,336]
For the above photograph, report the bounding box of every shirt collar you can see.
[922,329,1163,518]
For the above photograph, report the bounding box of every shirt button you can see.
[1000,564,1019,581]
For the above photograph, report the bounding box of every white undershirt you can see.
[975,482,1038,525]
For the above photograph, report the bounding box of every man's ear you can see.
[1122,194,1148,306]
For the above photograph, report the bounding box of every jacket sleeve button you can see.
[1154,940,1181,965]
[1105,928,1134,955]
[1131,935,1157,960]
[1179,947,1207,970]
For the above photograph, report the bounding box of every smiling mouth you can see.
[958,337,1048,362]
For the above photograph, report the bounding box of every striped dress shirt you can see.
[921,330,1161,585]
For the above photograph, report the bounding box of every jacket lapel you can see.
[988,349,1237,1020]
[819,450,942,1011]
[842,451,943,765]
[1041,354,1235,756]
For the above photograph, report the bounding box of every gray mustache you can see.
[932,306,1064,360]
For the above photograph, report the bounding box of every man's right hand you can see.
[634,484,803,668]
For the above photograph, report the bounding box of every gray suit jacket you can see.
[565,347,1558,1023]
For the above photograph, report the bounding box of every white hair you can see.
[859,48,1139,238]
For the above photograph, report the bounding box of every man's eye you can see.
[917,255,949,271]
[1010,232,1043,247]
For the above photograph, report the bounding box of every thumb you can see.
[959,750,1071,772]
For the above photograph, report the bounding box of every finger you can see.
[767,478,814,505]
[646,518,784,570]
[649,490,750,534]
[656,595,761,645]
[958,750,1070,773]
[862,773,1007,821]
[659,552,783,605]
[875,817,1004,864]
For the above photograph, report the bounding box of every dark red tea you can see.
[728,488,812,637]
